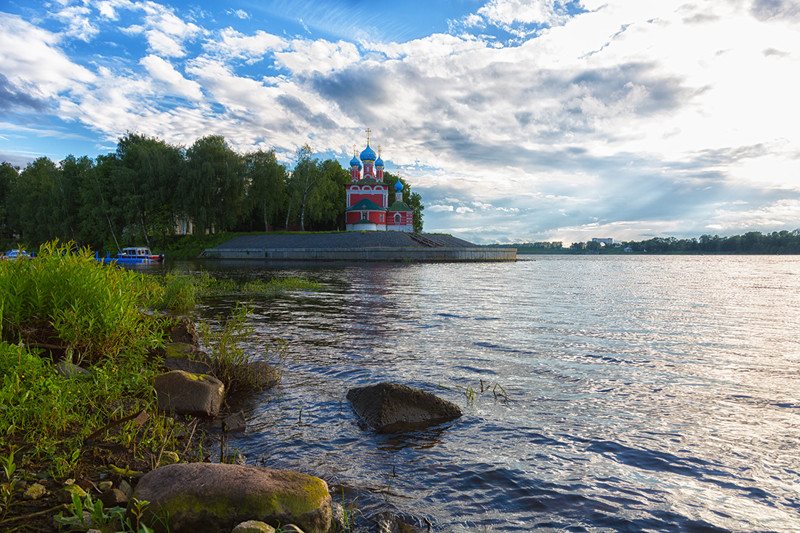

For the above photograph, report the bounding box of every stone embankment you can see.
[201,232,516,262]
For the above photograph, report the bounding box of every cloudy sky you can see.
[2,0,799,244]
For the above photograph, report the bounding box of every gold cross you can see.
[365,128,371,145]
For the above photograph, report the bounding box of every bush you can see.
[0,241,164,365]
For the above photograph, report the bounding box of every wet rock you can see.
[168,317,200,347]
[374,512,423,533]
[223,411,247,433]
[232,521,276,533]
[347,383,462,432]
[249,361,280,389]
[154,370,224,417]
[131,462,331,533]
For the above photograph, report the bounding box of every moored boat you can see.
[97,247,163,264]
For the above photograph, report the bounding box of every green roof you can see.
[356,178,385,186]
[388,201,412,212]
[347,198,384,211]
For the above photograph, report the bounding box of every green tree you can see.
[76,154,131,250]
[0,162,19,242]
[285,144,321,231]
[304,158,349,230]
[243,149,286,231]
[116,133,185,242]
[9,157,67,244]
[384,171,424,232]
[183,136,246,234]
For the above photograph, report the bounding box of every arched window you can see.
[395,213,401,223]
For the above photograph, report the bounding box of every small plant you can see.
[55,493,155,533]
[198,303,287,395]
[0,447,18,520]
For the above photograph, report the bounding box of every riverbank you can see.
[0,245,339,532]
[201,232,516,262]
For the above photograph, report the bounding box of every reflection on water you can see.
[174,256,800,531]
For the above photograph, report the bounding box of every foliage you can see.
[0,241,164,365]
[55,492,156,532]
[0,133,425,251]
[197,303,288,395]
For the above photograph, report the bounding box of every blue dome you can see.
[375,155,384,168]
[360,144,377,162]
[350,154,361,169]
[394,180,403,193]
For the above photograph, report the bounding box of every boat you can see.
[117,246,163,263]
[2,249,31,260]
[96,247,163,264]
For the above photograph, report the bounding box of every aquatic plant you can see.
[197,303,288,394]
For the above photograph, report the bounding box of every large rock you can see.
[154,370,224,416]
[131,463,331,533]
[347,383,462,432]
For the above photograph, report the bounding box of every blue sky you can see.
[2,0,799,244]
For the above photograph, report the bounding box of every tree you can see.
[304,158,349,230]
[183,136,246,234]
[0,162,19,242]
[243,149,286,231]
[285,144,321,232]
[384,171,424,232]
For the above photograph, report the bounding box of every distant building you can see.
[591,238,614,246]
[345,131,414,232]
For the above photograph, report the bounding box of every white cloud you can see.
[477,0,569,26]
[0,13,96,98]
[275,39,361,74]
[204,28,286,63]
[140,55,203,100]
[428,205,455,212]
[228,9,249,20]
[125,2,204,57]
[53,5,99,41]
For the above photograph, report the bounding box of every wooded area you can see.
[0,134,424,251]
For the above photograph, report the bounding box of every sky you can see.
[1,0,799,245]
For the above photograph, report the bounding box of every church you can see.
[345,132,414,232]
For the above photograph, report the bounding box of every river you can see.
[166,255,800,532]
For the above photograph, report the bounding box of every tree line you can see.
[614,232,800,254]
[497,231,800,254]
[0,134,424,251]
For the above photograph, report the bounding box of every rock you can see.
[223,411,247,433]
[131,463,331,533]
[154,370,224,417]
[23,483,47,500]
[374,512,423,533]
[118,479,133,499]
[168,317,200,347]
[346,383,462,432]
[100,488,129,507]
[249,361,280,389]
[163,344,214,374]
[232,521,277,533]
[97,480,113,492]
[54,361,92,378]
[279,526,305,533]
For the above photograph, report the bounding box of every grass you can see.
[154,271,321,314]
[0,242,202,531]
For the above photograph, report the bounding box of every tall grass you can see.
[0,241,164,365]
